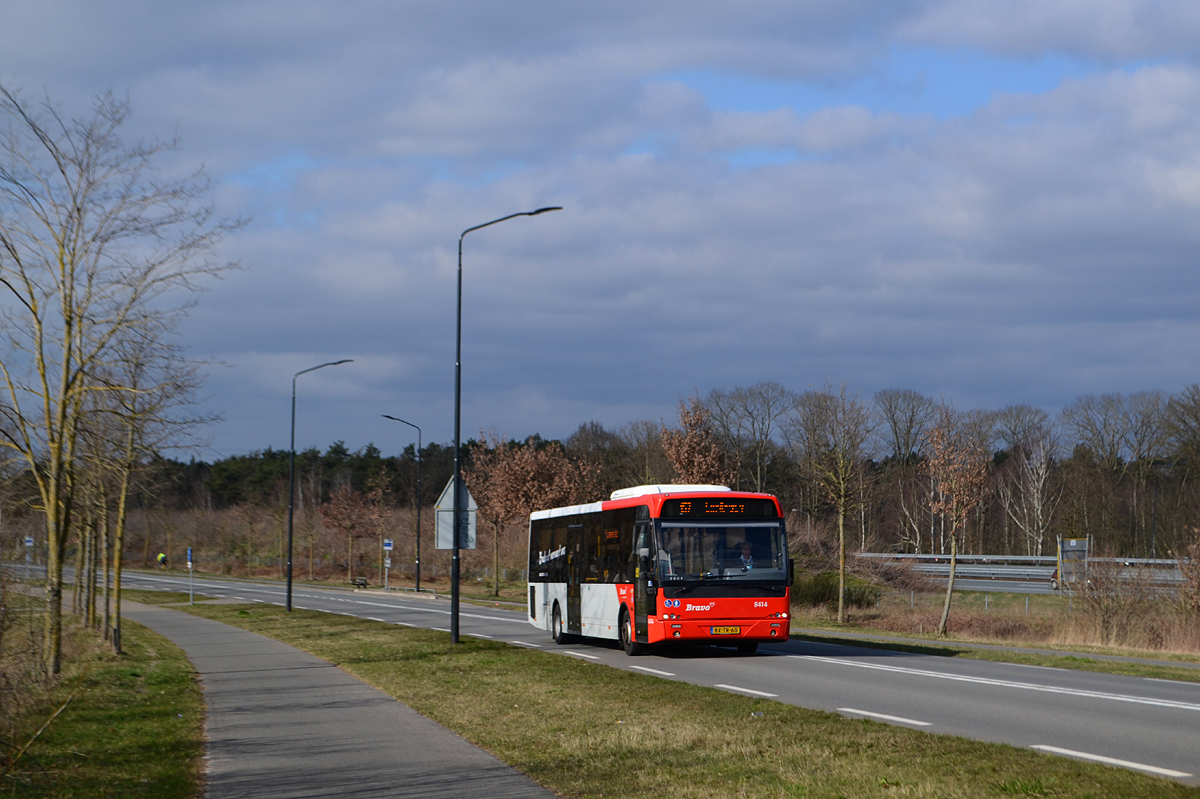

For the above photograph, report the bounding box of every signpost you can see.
[187,547,194,605]
[383,539,393,589]
[24,535,33,579]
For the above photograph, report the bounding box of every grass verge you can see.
[3,618,203,798]
[177,601,1198,799]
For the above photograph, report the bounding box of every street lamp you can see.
[382,415,422,592]
[452,206,561,643]
[287,359,353,611]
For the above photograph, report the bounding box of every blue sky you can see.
[4,1,1200,458]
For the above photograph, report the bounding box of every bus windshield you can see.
[655,522,787,582]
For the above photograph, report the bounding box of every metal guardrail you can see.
[854,552,1188,594]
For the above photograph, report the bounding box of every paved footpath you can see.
[124,602,557,799]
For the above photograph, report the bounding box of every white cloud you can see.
[7,3,1200,455]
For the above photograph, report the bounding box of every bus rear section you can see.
[526,484,792,655]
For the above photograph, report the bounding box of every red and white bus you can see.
[527,484,792,655]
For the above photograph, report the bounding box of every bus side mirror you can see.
[788,559,795,586]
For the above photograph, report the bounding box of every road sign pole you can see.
[188,547,194,605]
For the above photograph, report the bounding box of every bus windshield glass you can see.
[655,522,787,582]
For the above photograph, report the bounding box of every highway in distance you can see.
[120,571,1200,785]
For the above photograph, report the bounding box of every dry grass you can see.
[797,585,1200,662]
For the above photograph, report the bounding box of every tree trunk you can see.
[937,531,958,636]
[837,505,846,625]
[101,500,111,641]
[111,430,136,655]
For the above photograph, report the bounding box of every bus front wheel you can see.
[620,608,644,656]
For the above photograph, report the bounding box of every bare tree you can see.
[1060,394,1127,473]
[616,420,674,487]
[0,85,236,672]
[875,389,936,553]
[1060,392,1169,552]
[661,396,739,486]
[321,485,381,584]
[1168,385,1200,477]
[466,431,582,595]
[927,406,991,636]
[994,405,1049,453]
[705,382,795,492]
[874,389,936,462]
[785,384,874,624]
[996,421,1062,556]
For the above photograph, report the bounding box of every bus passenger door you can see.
[633,523,651,642]
[567,524,583,636]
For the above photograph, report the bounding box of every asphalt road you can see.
[120,570,1200,786]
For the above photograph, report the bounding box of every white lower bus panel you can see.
[527,582,621,640]
[579,583,620,640]
[528,582,564,631]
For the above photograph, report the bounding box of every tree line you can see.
[69,380,1200,575]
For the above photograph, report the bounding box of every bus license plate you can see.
[710,626,741,635]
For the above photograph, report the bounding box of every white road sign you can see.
[434,477,477,550]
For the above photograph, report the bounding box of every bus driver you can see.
[738,541,754,570]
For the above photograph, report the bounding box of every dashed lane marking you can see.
[715,684,777,698]
[839,708,931,727]
[1031,745,1192,778]
[630,665,675,677]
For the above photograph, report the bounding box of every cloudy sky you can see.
[5,1,1200,458]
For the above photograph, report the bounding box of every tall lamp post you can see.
[287,359,353,611]
[382,415,422,592]
[452,206,561,643]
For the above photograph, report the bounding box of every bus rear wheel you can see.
[552,604,569,645]
[620,608,644,656]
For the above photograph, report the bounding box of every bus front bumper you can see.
[648,618,789,644]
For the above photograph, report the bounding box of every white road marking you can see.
[368,617,386,622]
[563,651,600,660]
[1031,745,1192,778]
[715,684,778,698]
[472,633,494,639]
[796,656,1200,712]
[510,641,542,648]
[432,627,450,632]
[839,708,931,726]
[630,665,675,677]
[393,622,414,627]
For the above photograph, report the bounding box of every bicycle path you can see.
[123,601,557,799]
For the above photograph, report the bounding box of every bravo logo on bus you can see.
[685,602,716,612]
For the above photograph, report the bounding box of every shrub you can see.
[793,571,882,608]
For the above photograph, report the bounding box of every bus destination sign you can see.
[660,498,778,518]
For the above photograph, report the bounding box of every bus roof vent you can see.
[609,484,732,500]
